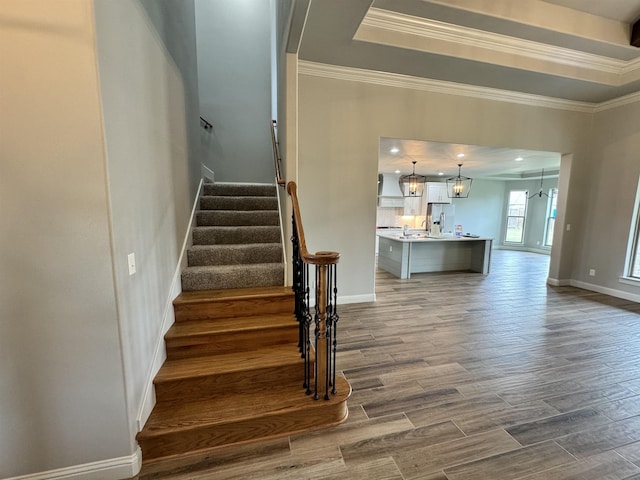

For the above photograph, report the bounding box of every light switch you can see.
[566,224,571,231]
[128,253,136,275]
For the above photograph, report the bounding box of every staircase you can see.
[136,183,350,466]
[181,183,284,291]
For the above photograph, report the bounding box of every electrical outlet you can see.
[589,269,596,277]
[389,245,393,252]
[128,253,136,275]
[536,240,540,246]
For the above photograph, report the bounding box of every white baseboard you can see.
[4,448,141,480]
[547,277,571,286]
[338,293,376,304]
[136,178,204,432]
[570,280,640,303]
[201,163,215,182]
[495,245,551,255]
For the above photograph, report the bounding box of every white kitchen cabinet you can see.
[426,182,451,204]
[404,196,422,216]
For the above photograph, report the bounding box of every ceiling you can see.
[378,138,561,179]
[297,0,640,104]
[293,0,640,179]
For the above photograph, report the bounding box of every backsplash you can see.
[376,207,425,229]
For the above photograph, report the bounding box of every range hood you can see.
[378,173,404,207]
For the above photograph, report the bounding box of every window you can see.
[505,190,528,244]
[544,188,558,246]
[626,179,640,279]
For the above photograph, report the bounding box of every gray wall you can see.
[574,101,640,294]
[502,177,559,252]
[0,0,201,477]
[298,73,593,301]
[94,0,200,460]
[195,0,274,183]
[0,1,130,476]
[139,0,203,200]
[451,179,507,242]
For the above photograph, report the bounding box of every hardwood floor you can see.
[138,250,640,479]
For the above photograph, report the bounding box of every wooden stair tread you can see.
[140,376,351,438]
[174,286,292,305]
[155,343,302,382]
[165,313,296,339]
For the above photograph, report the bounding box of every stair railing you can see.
[271,120,286,187]
[287,181,340,400]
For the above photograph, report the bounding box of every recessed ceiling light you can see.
[457,153,465,158]
[390,147,399,154]
[515,157,524,161]
[438,172,444,176]
[394,169,401,174]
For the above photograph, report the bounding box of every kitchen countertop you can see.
[377,232,493,278]
[377,231,491,242]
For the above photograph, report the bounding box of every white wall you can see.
[195,0,274,183]
[94,0,197,458]
[298,72,593,300]
[0,1,130,477]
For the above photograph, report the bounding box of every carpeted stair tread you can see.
[192,226,280,245]
[181,263,284,291]
[196,210,279,226]
[187,244,282,266]
[200,196,277,211]
[203,183,276,197]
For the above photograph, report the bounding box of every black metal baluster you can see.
[331,264,339,394]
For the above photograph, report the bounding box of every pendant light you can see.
[447,162,472,198]
[528,169,550,199]
[399,160,426,197]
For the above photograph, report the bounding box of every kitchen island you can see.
[377,232,493,279]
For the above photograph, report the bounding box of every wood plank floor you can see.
[137,250,640,480]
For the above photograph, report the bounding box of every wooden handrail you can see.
[287,180,341,401]
[199,116,213,130]
[271,120,286,186]
[287,181,340,265]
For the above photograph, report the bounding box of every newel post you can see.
[315,264,329,400]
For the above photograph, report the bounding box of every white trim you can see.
[4,448,141,480]
[299,61,640,113]
[298,61,594,113]
[136,178,204,432]
[338,294,376,304]
[275,180,289,286]
[362,8,626,77]
[201,163,215,183]
[620,276,640,287]
[547,277,570,286]
[571,280,640,303]
[594,90,640,112]
[622,175,640,279]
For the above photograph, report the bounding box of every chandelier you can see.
[446,163,472,198]
[399,160,427,197]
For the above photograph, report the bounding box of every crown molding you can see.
[360,8,638,84]
[298,60,594,112]
[594,90,640,112]
[299,61,640,113]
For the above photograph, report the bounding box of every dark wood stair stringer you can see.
[136,286,351,465]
